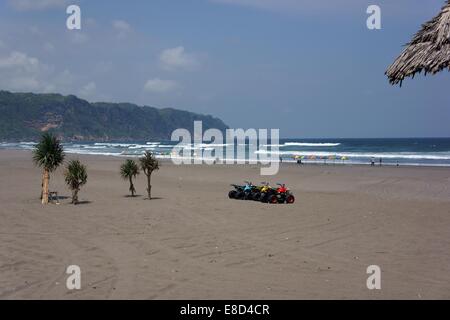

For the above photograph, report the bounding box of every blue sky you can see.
[0,0,449,138]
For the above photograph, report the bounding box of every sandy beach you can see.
[1,149,450,300]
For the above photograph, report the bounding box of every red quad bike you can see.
[269,183,295,204]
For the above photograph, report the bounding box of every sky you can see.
[0,0,449,138]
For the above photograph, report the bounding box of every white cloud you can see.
[112,20,132,38]
[0,51,78,93]
[79,82,97,97]
[10,77,41,91]
[0,51,41,73]
[0,51,47,91]
[159,46,198,71]
[144,78,177,93]
[8,0,69,11]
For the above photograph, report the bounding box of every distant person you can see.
[279,156,283,163]
[379,158,383,166]
[371,157,375,166]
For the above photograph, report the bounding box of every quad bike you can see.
[228,184,244,199]
[242,181,257,200]
[229,181,263,200]
[267,183,295,204]
[229,182,295,204]
[258,183,275,203]
[248,182,268,201]
[259,184,277,203]
[228,181,255,200]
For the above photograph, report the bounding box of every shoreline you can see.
[2,147,450,169]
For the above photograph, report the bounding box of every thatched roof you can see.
[386,1,450,85]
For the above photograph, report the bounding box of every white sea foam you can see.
[261,142,341,147]
[158,145,176,148]
[128,144,157,149]
[284,142,341,147]
[196,143,232,147]
[2,140,450,166]
[254,150,450,160]
[93,143,136,148]
[64,148,123,156]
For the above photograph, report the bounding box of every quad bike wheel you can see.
[228,190,237,199]
[286,195,295,204]
[269,195,279,204]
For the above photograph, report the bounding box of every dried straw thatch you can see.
[386,1,450,85]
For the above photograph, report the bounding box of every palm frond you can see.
[64,159,88,190]
[32,133,65,172]
[120,159,140,179]
[139,151,160,175]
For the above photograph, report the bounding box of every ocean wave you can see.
[64,148,123,156]
[79,145,108,149]
[3,140,450,165]
[93,143,136,148]
[255,150,450,160]
[128,144,157,149]
[284,142,341,147]
[158,145,176,148]
[262,142,341,147]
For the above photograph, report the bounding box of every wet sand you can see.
[1,149,450,299]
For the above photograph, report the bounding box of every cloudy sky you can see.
[0,0,449,138]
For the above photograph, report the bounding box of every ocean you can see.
[2,138,450,167]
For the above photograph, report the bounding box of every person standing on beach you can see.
[371,157,375,166]
[379,158,383,166]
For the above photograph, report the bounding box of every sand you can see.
[0,149,450,299]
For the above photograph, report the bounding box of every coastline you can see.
[3,137,450,168]
[1,149,450,299]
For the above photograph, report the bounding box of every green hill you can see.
[0,91,228,142]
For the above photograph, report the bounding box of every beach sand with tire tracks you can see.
[1,149,450,299]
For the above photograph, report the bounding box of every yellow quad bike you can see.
[255,182,273,202]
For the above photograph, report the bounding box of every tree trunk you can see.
[72,188,79,204]
[42,169,49,205]
[129,176,135,197]
[40,172,44,200]
[146,173,152,200]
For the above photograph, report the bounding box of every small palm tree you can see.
[64,160,88,205]
[32,133,65,205]
[120,159,139,197]
[139,151,160,199]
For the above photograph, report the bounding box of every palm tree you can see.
[120,159,139,197]
[64,160,88,205]
[139,151,160,199]
[32,133,65,205]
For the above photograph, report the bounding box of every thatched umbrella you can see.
[386,1,450,85]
